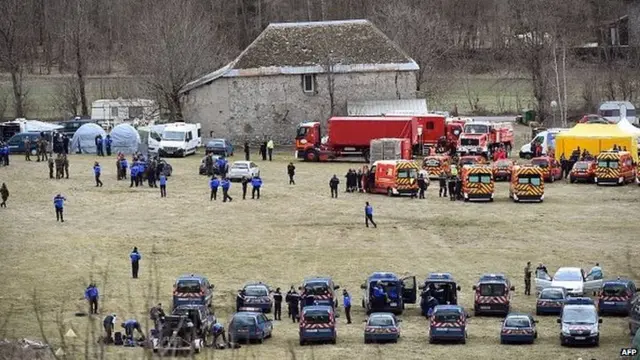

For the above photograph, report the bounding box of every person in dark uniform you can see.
[63,154,69,179]
[93,162,103,187]
[244,141,250,161]
[439,171,447,197]
[105,135,112,156]
[447,176,456,201]
[273,288,283,320]
[329,175,339,198]
[48,157,55,179]
[0,183,9,208]
[121,319,144,340]
[149,303,165,331]
[209,176,219,201]
[342,290,352,324]
[303,290,315,308]
[288,287,300,322]
[455,175,463,200]
[54,154,64,179]
[130,247,141,279]
[85,283,99,314]
[235,289,245,311]
[240,176,249,200]
[524,261,532,296]
[356,169,363,192]
[62,134,69,154]
[559,154,568,179]
[103,313,116,343]
[260,141,267,161]
[418,174,427,199]
[24,137,31,161]
[365,202,377,228]
[287,162,296,185]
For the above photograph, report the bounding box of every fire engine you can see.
[457,121,514,159]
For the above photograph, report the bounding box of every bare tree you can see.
[127,0,226,121]
[0,0,34,118]
[51,77,81,118]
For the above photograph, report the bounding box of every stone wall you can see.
[181,70,416,145]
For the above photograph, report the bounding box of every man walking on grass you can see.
[365,202,377,228]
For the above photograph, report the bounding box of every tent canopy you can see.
[109,123,141,154]
[617,118,640,136]
[555,124,638,161]
[70,123,106,154]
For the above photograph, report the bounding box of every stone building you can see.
[179,19,418,144]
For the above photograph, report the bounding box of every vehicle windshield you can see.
[162,131,185,141]
[532,159,549,168]
[554,270,582,282]
[232,163,249,169]
[541,289,564,300]
[479,284,506,296]
[397,168,418,179]
[517,175,541,185]
[244,286,268,297]
[574,162,589,170]
[602,284,627,296]
[496,161,511,168]
[598,160,619,169]
[504,317,530,327]
[368,316,395,326]
[464,124,489,134]
[461,138,480,146]
[468,174,492,184]
[304,282,330,295]
[296,126,309,138]
[210,140,224,147]
[562,307,596,324]
[461,159,477,165]
[434,312,462,323]
[232,315,256,327]
[176,280,201,293]
[424,159,440,167]
[303,311,330,324]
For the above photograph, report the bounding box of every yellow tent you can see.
[554,124,638,162]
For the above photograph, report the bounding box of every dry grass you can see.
[0,125,639,360]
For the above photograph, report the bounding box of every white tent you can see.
[70,123,106,154]
[617,118,640,137]
[109,123,141,154]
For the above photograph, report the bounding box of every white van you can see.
[158,122,201,157]
[598,101,637,125]
[519,128,570,159]
[138,125,164,154]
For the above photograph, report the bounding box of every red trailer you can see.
[294,117,418,162]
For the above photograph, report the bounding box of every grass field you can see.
[0,125,639,360]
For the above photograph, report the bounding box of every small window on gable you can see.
[303,74,314,93]
[426,122,435,130]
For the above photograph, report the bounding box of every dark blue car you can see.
[361,272,416,315]
[171,274,214,310]
[238,282,272,313]
[536,287,567,315]
[500,313,537,344]
[419,273,460,316]
[301,277,340,309]
[205,139,233,157]
[364,312,400,344]
[598,279,636,316]
[228,309,273,343]
[7,133,42,154]
[299,305,336,345]
[428,305,468,344]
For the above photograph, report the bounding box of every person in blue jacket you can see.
[209,175,219,201]
[130,247,141,278]
[105,135,112,156]
[130,164,138,187]
[372,281,386,308]
[120,157,128,180]
[96,136,104,156]
[343,289,352,324]
[93,162,103,187]
[251,175,262,199]
[0,142,8,166]
[121,319,144,341]
[216,156,228,177]
[54,193,66,222]
[85,283,99,314]
[159,172,167,197]
[221,177,232,202]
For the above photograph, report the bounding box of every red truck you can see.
[386,114,463,150]
[294,117,418,162]
[456,121,514,159]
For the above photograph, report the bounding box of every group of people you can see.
[208,174,263,202]
[438,169,464,201]
[281,287,353,324]
[116,153,169,196]
[522,261,603,296]
[94,134,113,156]
[49,153,70,179]
[239,139,275,162]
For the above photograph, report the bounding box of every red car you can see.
[492,159,515,181]
[569,160,596,183]
[531,156,562,182]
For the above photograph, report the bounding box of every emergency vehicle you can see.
[172,274,214,310]
[472,273,514,315]
[301,277,340,309]
[368,160,419,196]
[557,297,602,346]
[461,165,495,202]
[363,312,401,344]
[509,165,544,203]
[422,155,451,179]
[569,160,596,183]
[500,313,538,344]
[457,121,514,159]
[428,305,468,344]
[492,159,515,181]
[536,287,567,315]
[595,151,636,185]
[531,156,562,183]
[598,279,636,316]
[360,272,416,315]
[299,305,337,345]
[459,155,486,167]
[419,273,461,316]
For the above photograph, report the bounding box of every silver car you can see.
[227,161,260,181]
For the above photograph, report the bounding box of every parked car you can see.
[57,118,95,138]
[364,312,401,344]
[228,309,273,343]
[205,139,233,157]
[227,161,260,181]
[500,313,537,344]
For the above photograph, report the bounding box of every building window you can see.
[426,121,435,130]
[111,107,119,117]
[302,74,315,93]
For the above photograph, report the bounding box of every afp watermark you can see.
[620,348,639,357]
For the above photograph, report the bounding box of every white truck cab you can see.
[159,122,201,157]
[519,128,570,159]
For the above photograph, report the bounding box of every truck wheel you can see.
[305,149,319,162]
[363,149,371,163]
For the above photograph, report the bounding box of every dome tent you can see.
[70,123,106,154]
[109,123,141,154]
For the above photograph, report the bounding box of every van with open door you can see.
[360,272,416,315]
